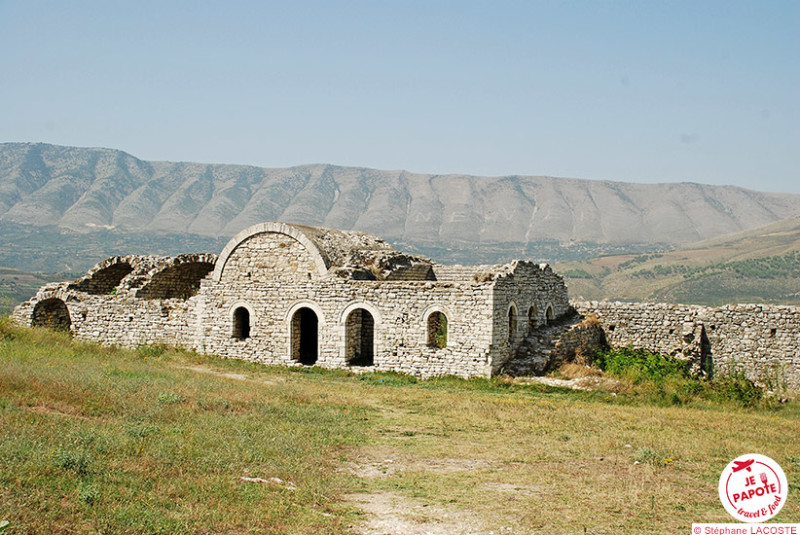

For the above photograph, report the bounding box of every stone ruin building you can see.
[13,222,571,378]
[13,221,800,390]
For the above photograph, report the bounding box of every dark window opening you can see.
[32,298,72,332]
[427,311,448,349]
[528,305,538,331]
[508,306,517,342]
[233,307,250,340]
[545,305,554,323]
[346,308,375,366]
[291,307,319,365]
[769,328,777,338]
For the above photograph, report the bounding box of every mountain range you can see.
[3,142,800,257]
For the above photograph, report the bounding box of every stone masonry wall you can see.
[219,232,320,282]
[12,285,202,349]
[198,275,497,379]
[491,262,571,372]
[574,301,800,391]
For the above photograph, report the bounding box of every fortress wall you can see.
[573,301,800,391]
[198,277,497,379]
[68,296,200,349]
[12,287,201,350]
[491,263,572,372]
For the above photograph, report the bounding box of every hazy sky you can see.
[1,1,797,192]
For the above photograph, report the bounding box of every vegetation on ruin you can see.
[591,347,771,409]
[1,319,799,534]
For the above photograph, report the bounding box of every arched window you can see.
[232,307,250,340]
[345,308,374,366]
[508,305,517,343]
[291,307,319,365]
[528,305,538,331]
[32,298,72,331]
[427,311,448,349]
[545,305,554,324]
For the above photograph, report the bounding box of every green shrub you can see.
[634,447,660,465]
[0,316,15,341]
[78,484,100,505]
[52,449,93,476]
[594,347,690,383]
[595,347,772,409]
[707,373,764,408]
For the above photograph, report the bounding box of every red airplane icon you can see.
[732,459,755,473]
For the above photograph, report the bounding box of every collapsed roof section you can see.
[68,253,217,298]
[213,222,436,281]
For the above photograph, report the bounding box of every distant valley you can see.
[2,142,800,310]
[558,217,800,305]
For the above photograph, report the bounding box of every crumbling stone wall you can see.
[573,301,800,390]
[137,259,215,299]
[28,221,799,387]
[491,262,572,373]
[13,254,217,349]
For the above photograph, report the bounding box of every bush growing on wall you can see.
[593,346,769,408]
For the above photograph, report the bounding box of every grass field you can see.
[1,318,799,534]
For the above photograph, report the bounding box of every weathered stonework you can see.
[13,221,800,390]
[13,222,570,379]
[572,301,800,391]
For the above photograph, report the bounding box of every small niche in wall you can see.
[232,307,251,340]
[669,329,675,335]
[608,324,616,332]
[769,328,777,338]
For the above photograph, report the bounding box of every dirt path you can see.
[345,448,516,535]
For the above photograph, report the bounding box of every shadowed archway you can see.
[32,298,71,331]
[291,307,319,365]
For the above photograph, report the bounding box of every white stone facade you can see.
[13,222,571,378]
[572,301,800,391]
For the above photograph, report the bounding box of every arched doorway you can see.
[32,298,71,331]
[545,305,555,324]
[291,307,318,365]
[345,308,374,366]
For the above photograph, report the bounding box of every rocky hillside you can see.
[558,217,800,305]
[3,143,800,255]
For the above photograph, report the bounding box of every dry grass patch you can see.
[2,319,799,534]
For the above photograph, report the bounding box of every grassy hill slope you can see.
[1,321,798,533]
[558,217,800,305]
